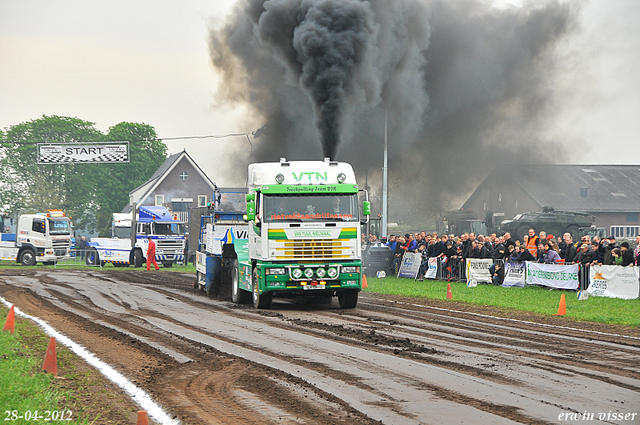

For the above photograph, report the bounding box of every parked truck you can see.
[0,210,72,265]
[436,209,494,236]
[500,206,594,241]
[86,205,186,267]
[200,158,370,309]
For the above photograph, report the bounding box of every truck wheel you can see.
[231,259,250,304]
[566,225,579,242]
[338,289,358,309]
[86,249,99,266]
[133,250,143,268]
[19,249,36,266]
[252,268,272,309]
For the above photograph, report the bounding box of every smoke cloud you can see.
[209,0,576,224]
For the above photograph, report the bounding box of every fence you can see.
[407,255,602,291]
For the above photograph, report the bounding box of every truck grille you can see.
[157,240,183,252]
[52,239,70,249]
[273,239,352,260]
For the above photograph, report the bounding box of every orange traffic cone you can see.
[42,337,57,375]
[554,294,567,316]
[136,411,149,425]
[3,305,15,334]
[446,283,453,300]
[362,274,368,289]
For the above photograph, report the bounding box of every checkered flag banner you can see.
[38,142,129,164]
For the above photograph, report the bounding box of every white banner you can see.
[525,262,579,290]
[425,257,438,279]
[466,259,493,285]
[502,260,526,288]
[398,252,422,279]
[588,265,640,299]
[38,142,129,163]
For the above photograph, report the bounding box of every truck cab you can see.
[13,210,72,266]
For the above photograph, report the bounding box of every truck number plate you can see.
[304,285,325,290]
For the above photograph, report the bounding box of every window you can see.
[198,195,207,207]
[610,225,640,239]
[32,218,45,234]
[627,212,639,223]
[155,194,164,206]
[179,171,188,181]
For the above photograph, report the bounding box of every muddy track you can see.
[1,269,638,425]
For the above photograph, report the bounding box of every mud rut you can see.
[1,269,639,425]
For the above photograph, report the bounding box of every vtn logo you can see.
[292,172,328,183]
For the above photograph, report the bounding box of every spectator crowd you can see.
[365,230,640,285]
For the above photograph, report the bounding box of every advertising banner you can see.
[398,252,422,279]
[502,260,526,288]
[424,257,438,280]
[587,265,640,299]
[466,258,493,285]
[526,262,579,290]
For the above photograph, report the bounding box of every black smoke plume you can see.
[209,0,576,224]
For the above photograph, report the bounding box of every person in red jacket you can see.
[146,235,159,271]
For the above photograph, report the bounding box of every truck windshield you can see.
[264,194,359,222]
[153,222,185,235]
[48,218,71,235]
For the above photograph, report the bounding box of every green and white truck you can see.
[217,158,370,309]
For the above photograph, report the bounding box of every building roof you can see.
[123,149,217,212]
[495,164,640,213]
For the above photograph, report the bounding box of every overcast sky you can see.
[1,0,639,186]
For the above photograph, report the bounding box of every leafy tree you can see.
[0,116,167,237]
[0,115,104,228]
[94,122,167,236]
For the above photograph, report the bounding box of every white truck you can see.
[218,158,370,309]
[86,205,186,268]
[0,210,73,266]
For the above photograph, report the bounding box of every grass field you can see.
[362,275,640,327]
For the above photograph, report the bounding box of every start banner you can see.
[502,260,526,288]
[526,262,579,290]
[398,252,422,279]
[466,259,493,285]
[587,265,640,299]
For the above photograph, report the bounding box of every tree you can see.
[94,122,167,236]
[0,116,167,236]
[0,115,104,228]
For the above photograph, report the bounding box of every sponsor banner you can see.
[425,257,438,279]
[526,262,579,290]
[398,252,422,279]
[587,265,640,300]
[38,142,129,163]
[466,259,493,285]
[503,261,526,288]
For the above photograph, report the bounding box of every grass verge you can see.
[362,276,640,327]
[0,306,137,424]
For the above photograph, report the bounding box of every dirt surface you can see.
[1,269,639,425]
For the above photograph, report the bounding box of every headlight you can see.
[315,267,326,278]
[304,268,315,279]
[342,266,359,274]
[327,267,338,278]
[292,268,303,279]
[267,268,286,275]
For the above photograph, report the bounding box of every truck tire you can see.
[86,248,100,266]
[338,289,358,309]
[133,250,143,268]
[231,259,250,304]
[252,267,272,309]
[565,225,580,242]
[19,250,36,266]
[219,257,233,301]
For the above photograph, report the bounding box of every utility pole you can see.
[381,106,388,239]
